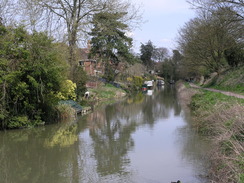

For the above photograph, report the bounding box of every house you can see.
[77,41,104,76]
[78,59,104,76]
[79,59,96,75]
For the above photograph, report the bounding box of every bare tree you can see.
[0,0,17,25]
[178,15,237,73]
[188,0,244,21]
[153,47,169,62]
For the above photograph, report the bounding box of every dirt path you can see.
[189,83,244,99]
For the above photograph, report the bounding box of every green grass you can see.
[209,84,244,95]
[191,91,244,112]
[89,84,126,101]
[190,90,244,182]
[204,66,244,94]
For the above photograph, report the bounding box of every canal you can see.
[0,86,210,183]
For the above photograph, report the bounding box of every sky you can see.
[130,0,196,53]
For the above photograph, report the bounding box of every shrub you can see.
[7,116,29,129]
[55,104,76,120]
[133,76,144,88]
[57,80,77,100]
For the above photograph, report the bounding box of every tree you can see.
[73,66,87,98]
[161,58,174,80]
[152,47,169,62]
[160,50,183,81]
[140,40,155,69]
[0,0,12,25]
[17,0,141,80]
[178,14,238,73]
[187,1,244,66]
[31,0,107,79]
[89,12,133,81]
[0,25,67,129]
[188,0,244,21]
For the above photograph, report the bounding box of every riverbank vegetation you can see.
[203,66,244,94]
[175,3,244,181]
[191,91,244,183]
[0,0,143,130]
[84,83,127,108]
[0,26,67,129]
[177,82,244,183]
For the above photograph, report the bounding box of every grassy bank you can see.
[82,83,127,108]
[191,91,244,183]
[177,82,244,183]
[204,66,244,95]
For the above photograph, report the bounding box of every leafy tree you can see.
[161,58,173,80]
[0,25,66,129]
[160,50,183,81]
[224,46,244,67]
[89,12,133,81]
[140,40,155,69]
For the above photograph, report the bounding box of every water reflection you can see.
[0,123,80,183]
[0,86,209,183]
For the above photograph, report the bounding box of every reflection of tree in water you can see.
[90,104,137,176]
[89,86,182,176]
[0,86,185,182]
[141,86,182,127]
[0,124,80,183]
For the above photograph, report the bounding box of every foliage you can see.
[103,61,116,82]
[0,25,66,129]
[152,47,169,62]
[178,1,243,79]
[57,80,77,100]
[204,66,244,94]
[132,76,144,88]
[13,0,141,79]
[160,50,183,81]
[224,45,244,67]
[89,11,135,81]
[190,90,244,182]
[140,40,155,68]
[55,104,76,120]
[73,66,87,98]
[89,84,126,102]
[89,11,132,62]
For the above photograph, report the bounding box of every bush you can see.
[55,104,76,120]
[0,25,66,129]
[133,76,144,88]
[57,80,77,100]
[7,116,29,129]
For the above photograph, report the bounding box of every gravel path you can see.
[189,83,244,99]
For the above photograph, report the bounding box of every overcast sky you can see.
[131,0,196,53]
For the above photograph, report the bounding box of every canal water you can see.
[0,86,210,183]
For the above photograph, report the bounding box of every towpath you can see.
[189,83,244,99]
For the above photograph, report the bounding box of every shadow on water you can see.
[0,86,210,183]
